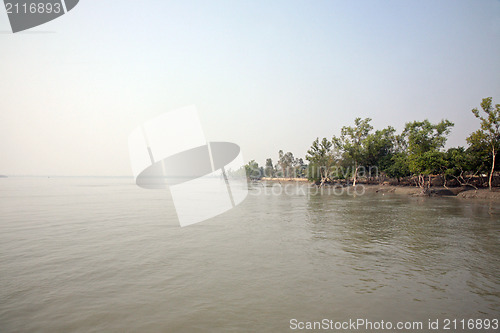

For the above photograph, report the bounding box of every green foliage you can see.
[418,151,447,175]
[468,97,500,190]
[471,97,500,139]
[441,147,479,187]
[275,150,301,178]
[306,137,334,183]
[332,118,373,165]
[401,119,453,185]
[332,118,373,184]
[444,147,470,176]
[244,160,261,180]
[264,158,274,177]
[294,157,307,178]
[402,119,454,157]
[466,131,492,174]
[385,153,410,180]
[364,126,397,175]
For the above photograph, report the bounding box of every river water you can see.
[1,177,499,332]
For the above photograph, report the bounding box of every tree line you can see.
[245,97,499,191]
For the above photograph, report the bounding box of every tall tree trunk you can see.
[353,163,359,186]
[320,167,328,187]
[489,147,496,191]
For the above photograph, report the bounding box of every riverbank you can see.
[353,184,500,201]
[260,177,309,182]
[258,178,500,201]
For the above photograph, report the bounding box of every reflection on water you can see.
[305,190,499,317]
[0,178,499,332]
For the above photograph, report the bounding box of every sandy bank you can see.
[256,179,500,201]
[260,177,309,182]
[456,188,500,200]
[362,184,500,201]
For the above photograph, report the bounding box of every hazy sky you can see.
[1,0,499,176]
